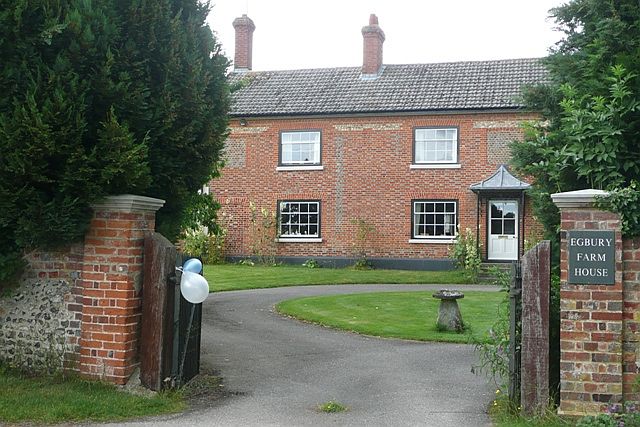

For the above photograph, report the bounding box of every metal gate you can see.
[172,253,203,386]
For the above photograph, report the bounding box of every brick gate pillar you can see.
[551,189,623,416]
[80,195,165,384]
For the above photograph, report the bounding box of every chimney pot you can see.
[233,15,255,71]
[361,14,385,76]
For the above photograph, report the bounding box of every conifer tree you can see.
[0,0,229,281]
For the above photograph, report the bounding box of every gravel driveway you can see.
[103,284,498,427]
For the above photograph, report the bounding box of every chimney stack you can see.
[361,14,385,76]
[233,14,255,71]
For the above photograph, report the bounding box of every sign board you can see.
[567,230,615,285]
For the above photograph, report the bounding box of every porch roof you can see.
[470,165,530,193]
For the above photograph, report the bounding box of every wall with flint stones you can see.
[0,245,84,372]
[0,195,164,385]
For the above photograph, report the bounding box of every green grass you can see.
[204,264,471,292]
[317,399,349,413]
[490,395,575,426]
[0,369,185,424]
[276,291,504,343]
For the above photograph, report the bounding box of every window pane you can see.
[425,150,436,162]
[491,219,503,235]
[504,220,515,235]
[491,204,503,219]
[426,225,435,236]
[446,224,455,236]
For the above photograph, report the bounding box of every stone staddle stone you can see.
[433,290,464,333]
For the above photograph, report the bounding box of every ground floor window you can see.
[412,200,457,239]
[278,201,320,238]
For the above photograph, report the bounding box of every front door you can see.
[488,200,518,261]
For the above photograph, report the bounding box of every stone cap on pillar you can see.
[550,189,609,209]
[91,194,166,213]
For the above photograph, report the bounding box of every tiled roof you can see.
[229,58,548,117]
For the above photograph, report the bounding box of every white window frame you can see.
[278,200,321,240]
[412,200,458,240]
[280,131,321,166]
[413,128,458,164]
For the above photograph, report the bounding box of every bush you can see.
[450,228,482,282]
[302,259,320,269]
[350,218,376,270]
[248,202,278,265]
[181,228,227,265]
[471,266,511,389]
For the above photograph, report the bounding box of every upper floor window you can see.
[280,131,321,166]
[414,128,458,164]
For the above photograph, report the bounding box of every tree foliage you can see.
[0,0,229,279]
[511,0,640,238]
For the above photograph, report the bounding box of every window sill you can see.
[409,238,456,244]
[278,238,323,243]
[276,165,324,171]
[410,164,461,169]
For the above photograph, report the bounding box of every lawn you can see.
[203,264,471,292]
[276,290,505,343]
[0,369,184,424]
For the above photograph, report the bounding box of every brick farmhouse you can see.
[209,14,548,269]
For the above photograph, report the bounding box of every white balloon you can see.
[180,271,209,304]
[183,258,203,274]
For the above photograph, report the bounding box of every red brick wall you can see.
[79,206,156,384]
[558,209,624,415]
[554,196,640,416]
[211,112,540,262]
[622,237,640,403]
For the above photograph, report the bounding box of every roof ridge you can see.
[229,57,544,75]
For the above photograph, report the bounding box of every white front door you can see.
[488,200,519,261]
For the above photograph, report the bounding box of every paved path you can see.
[105,284,499,427]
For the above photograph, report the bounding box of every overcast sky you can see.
[206,0,567,71]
